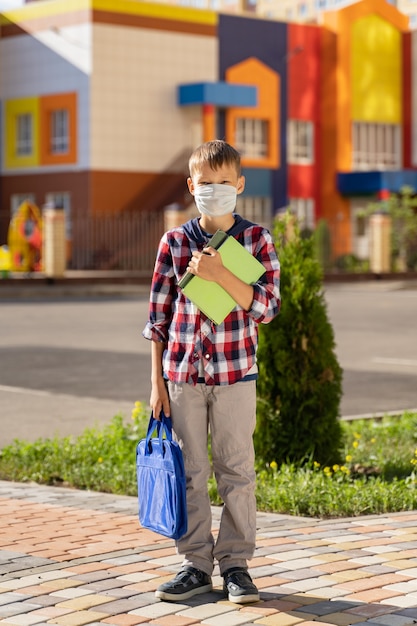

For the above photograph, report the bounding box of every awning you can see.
[177,82,257,107]
[337,170,417,195]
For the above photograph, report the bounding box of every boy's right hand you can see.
[150,378,170,421]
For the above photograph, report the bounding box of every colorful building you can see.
[0,0,416,266]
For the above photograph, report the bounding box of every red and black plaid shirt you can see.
[143,218,280,386]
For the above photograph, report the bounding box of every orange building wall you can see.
[226,57,279,170]
[319,22,349,257]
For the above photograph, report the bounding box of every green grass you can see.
[1,402,416,518]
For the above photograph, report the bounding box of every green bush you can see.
[255,213,343,466]
[1,408,416,518]
[0,404,149,495]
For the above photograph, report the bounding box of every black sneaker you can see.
[223,567,260,604]
[155,566,212,601]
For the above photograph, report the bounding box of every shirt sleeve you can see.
[247,229,281,324]
[142,233,176,343]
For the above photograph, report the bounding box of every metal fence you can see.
[0,209,166,273]
[69,211,165,272]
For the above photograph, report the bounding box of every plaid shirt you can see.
[142,217,281,386]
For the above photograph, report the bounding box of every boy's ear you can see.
[237,176,245,195]
[187,177,195,195]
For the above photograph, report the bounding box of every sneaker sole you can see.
[227,592,260,604]
[155,582,212,602]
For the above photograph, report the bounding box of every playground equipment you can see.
[7,200,43,272]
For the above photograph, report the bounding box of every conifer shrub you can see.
[255,213,344,466]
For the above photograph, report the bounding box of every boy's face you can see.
[187,162,245,196]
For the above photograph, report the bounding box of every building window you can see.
[352,122,401,171]
[289,197,315,231]
[40,92,77,165]
[235,118,268,160]
[5,97,39,168]
[236,196,272,230]
[410,14,417,28]
[51,109,69,154]
[287,120,314,164]
[45,192,72,238]
[11,193,36,216]
[16,114,33,156]
[298,2,307,15]
[350,198,370,260]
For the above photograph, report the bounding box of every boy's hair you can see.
[189,140,241,177]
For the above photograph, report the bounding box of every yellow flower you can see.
[332,464,340,472]
[135,401,142,408]
[323,466,332,475]
[345,454,352,463]
[313,461,321,469]
[353,432,361,440]
[370,438,376,444]
[98,457,103,463]
[340,465,350,474]
[270,461,278,471]
[353,440,359,449]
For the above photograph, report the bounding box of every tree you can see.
[366,186,417,271]
[255,212,343,466]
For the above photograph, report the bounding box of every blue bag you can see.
[136,413,187,540]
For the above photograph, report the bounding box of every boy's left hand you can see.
[187,247,224,282]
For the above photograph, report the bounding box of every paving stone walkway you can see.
[0,481,417,626]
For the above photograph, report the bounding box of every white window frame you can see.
[235,118,268,160]
[287,120,314,164]
[45,192,72,239]
[16,113,33,156]
[236,195,272,231]
[289,197,315,231]
[11,193,36,216]
[51,109,69,154]
[352,122,402,171]
[350,198,370,261]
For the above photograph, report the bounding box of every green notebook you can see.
[178,230,266,325]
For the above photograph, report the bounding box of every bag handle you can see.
[145,411,173,456]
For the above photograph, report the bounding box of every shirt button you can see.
[205,353,210,359]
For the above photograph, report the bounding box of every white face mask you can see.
[193,184,237,217]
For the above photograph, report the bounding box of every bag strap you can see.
[145,411,173,455]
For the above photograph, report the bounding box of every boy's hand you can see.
[187,247,224,282]
[150,378,170,420]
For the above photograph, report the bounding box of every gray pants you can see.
[167,380,257,576]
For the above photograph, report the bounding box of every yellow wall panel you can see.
[93,0,217,26]
[352,14,402,123]
[5,97,39,169]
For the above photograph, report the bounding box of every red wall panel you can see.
[288,23,321,214]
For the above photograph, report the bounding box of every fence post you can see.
[164,203,188,231]
[369,212,391,274]
[42,206,66,278]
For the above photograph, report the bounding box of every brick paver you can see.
[0,481,416,625]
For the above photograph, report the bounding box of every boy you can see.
[142,140,280,604]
